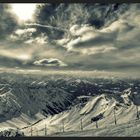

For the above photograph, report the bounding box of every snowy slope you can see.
[52,119,140,136]
[0,75,140,136]
[20,88,140,136]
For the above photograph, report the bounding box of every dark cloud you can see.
[35,3,129,30]
[0,4,18,40]
[0,55,24,68]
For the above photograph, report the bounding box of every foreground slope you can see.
[21,88,140,136]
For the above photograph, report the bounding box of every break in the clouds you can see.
[0,3,140,74]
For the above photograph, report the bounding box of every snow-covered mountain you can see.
[20,88,140,136]
[0,73,140,136]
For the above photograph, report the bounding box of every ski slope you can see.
[19,88,140,136]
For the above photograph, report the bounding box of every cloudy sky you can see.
[0,3,140,75]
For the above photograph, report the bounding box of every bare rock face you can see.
[0,86,21,122]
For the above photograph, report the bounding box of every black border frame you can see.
[0,0,140,3]
[1,136,140,140]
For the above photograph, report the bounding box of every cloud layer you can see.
[0,3,140,74]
